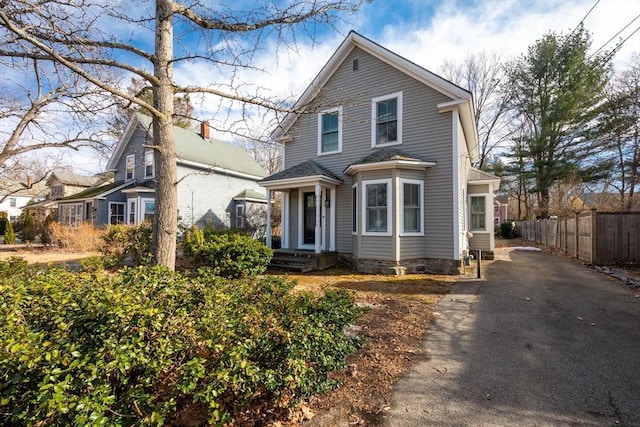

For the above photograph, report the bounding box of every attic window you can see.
[352,58,359,71]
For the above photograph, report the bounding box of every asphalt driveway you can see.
[385,247,640,426]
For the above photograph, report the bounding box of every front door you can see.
[303,192,316,245]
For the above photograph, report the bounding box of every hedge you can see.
[0,265,362,426]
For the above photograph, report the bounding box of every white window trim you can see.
[362,178,392,236]
[371,91,403,148]
[59,203,84,226]
[351,183,358,235]
[126,154,135,181]
[109,202,125,225]
[141,197,155,224]
[236,203,246,228]
[469,194,490,232]
[127,199,137,225]
[317,106,343,156]
[400,179,424,236]
[144,149,155,179]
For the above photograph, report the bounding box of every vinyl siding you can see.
[113,127,153,182]
[176,165,265,228]
[469,184,490,194]
[284,47,455,259]
[469,232,491,251]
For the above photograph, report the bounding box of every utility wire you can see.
[588,13,640,60]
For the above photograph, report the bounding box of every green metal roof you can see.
[136,114,266,178]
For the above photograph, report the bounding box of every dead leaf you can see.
[577,316,584,321]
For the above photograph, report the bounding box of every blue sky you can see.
[9,0,638,174]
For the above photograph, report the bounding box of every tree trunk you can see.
[152,0,177,270]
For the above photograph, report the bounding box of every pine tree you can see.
[4,221,15,244]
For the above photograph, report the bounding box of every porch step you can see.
[269,255,314,273]
[268,250,338,273]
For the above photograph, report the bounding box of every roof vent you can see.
[352,58,359,71]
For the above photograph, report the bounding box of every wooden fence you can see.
[517,211,640,265]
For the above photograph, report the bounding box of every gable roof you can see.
[271,31,479,162]
[107,114,266,179]
[47,169,113,188]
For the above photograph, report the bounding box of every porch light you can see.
[324,194,330,208]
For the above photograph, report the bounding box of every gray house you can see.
[260,32,499,275]
[58,113,267,230]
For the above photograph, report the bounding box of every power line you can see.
[588,13,640,60]
[570,0,601,37]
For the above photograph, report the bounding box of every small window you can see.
[144,149,154,178]
[9,198,16,207]
[401,180,423,235]
[109,202,125,224]
[363,179,391,235]
[352,58,359,71]
[126,154,135,181]
[128,200,136,225]
[372,92,402,147]
[236,204,246,228]
[471,196,486,231]
[318,107,342,155]
[142,199,155,224]
[352,184,357,233]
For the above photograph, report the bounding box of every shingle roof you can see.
[260,159,342,183]
[349,147,436,166]
[48,169,113,187]
[135,114,266,178]
[59,181,130,201]
[233,189,267,201]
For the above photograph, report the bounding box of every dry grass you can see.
[268,268,456,426]
[48,222,104,252]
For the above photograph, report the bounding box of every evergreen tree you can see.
[4,221,15,244]
[21,211,36,242]
[504,25,610,217]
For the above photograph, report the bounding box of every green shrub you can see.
[39,214,56,247]
[101,223,153,266]
[499,221,517,239]
[0,267,362,426]
[3,221,15,244]
[0,215,7,235]
[0,256,27,276]
[183,229,273,278]
[21,210,36,242]
[80,256,105,272]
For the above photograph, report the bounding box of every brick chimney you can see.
[26,176,33,188]
[201,121,210,140]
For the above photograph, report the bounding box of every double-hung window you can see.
[470,196,486,231]
[363,179,391,235]
[401,179,423,235]
[126,154,135,181]
[372,92,402,147]
[109,202,125,224]
[236,204,246,228]
[318,107,342,155]
[144,149,154,178]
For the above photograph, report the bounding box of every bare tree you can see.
[440,51,510,169]
[0,0,364,269]
[0,58,114,195]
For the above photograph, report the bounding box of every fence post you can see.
[591,209,597,264]
[575,213,579,259]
